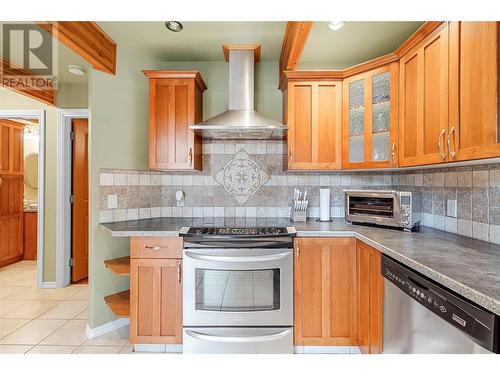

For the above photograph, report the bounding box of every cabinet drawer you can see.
[130,237,182,259]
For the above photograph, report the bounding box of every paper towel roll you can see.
[319,188,331,221]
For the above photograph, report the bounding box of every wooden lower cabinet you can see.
[294,237,357,345]
[0,175,23,267]
[356,240,384,354]
[130,258,183,344]
[23,212,37,260]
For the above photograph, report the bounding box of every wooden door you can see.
[149,78,202,171]
[130,258,183,344]
[285,80,342,170]
[449,22,500,161]
[71,118,88,282]
[399,24,450,166]
[294,237,357,346]
[343,63,399,169]
[357,240,384,354]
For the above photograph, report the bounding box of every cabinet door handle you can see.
[448,127,456,159]
[0,177,2,186]
[391,142,396,164]
[188,148,193,167]
[289,149,293,161]
[296,241,300,260]
[438,129,446,160]
[144,245,165,250]
[177,262,182,283]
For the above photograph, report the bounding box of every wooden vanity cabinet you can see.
[143,71,206,171]
[294,237,357,346]
[356,240,384,354]
[342,62,399,169]
[129,237,183,344]
[281,72,343,170]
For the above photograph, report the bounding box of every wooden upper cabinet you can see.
[0,120,24,175]
[282,74,342,170]
[144,71,206,171]
[343,63,399,169]
[448,22,500,161]
[294,237,357,346]
[356,240,384,354]
[399,23,450,167]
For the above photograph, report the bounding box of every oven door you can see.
[183,248,293,327]
[345,190,400,227]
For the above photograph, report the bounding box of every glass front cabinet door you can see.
[343,62,399,169]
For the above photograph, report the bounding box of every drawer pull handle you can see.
[144,245,165,250]
[296,241,300,260]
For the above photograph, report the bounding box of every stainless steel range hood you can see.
[190,46,287,140]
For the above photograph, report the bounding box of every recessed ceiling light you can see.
[68,65,86,76]
[328,21,345,31]
[165,21,183,32]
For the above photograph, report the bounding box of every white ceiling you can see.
[300,21,424,68]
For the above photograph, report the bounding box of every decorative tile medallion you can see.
[215,149,270,204]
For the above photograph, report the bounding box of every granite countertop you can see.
[101,218,500,315]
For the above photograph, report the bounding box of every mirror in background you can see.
[24,152,39,189]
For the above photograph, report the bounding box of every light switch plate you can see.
[447,199,457,218]
[107,194,118,209]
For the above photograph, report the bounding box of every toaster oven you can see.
[343,190,422,231]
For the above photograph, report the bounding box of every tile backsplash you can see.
[99,140,500,245]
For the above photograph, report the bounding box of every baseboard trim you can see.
[41,281,57,289]
[85,318,130,339]
[294,346,361,354]
[133,344,182,353]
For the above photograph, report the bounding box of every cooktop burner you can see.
[184,227,291,236]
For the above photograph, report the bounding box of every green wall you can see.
[162,60,282,122]
[88,46,160,328]
[0,86,86,282]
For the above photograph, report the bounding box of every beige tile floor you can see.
[0,261,133,354]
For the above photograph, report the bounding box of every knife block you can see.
[291,209,307,222]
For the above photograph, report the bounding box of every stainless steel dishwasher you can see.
[381,255,499,354]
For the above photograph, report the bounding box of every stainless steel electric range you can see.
[179,226,296,354]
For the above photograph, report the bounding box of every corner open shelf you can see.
[104,256,130,276]
[104,290,130,318]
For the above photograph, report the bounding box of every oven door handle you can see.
[185,329,292,343]
[184,251,291,263]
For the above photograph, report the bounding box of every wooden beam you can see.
[222,44,261,63]
[0,57,56,106]
[279,21,313,86]
[36,21,116,75]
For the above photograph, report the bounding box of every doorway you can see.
[0,110,46,288]
[56,109,89,288]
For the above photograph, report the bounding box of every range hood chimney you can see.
[190,44,287,140]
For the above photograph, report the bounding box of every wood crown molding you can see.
[142,70,207,91]
[36,21,117,75]
[222,44,261,63]
[0,57,56,106]
[279,21,313,85]
[394,21,445,57]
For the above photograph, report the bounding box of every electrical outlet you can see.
[447,199,457,218]
[107,194,118,209]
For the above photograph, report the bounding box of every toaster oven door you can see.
[345,192,399,226]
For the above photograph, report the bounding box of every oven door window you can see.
[195,268,280,312]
